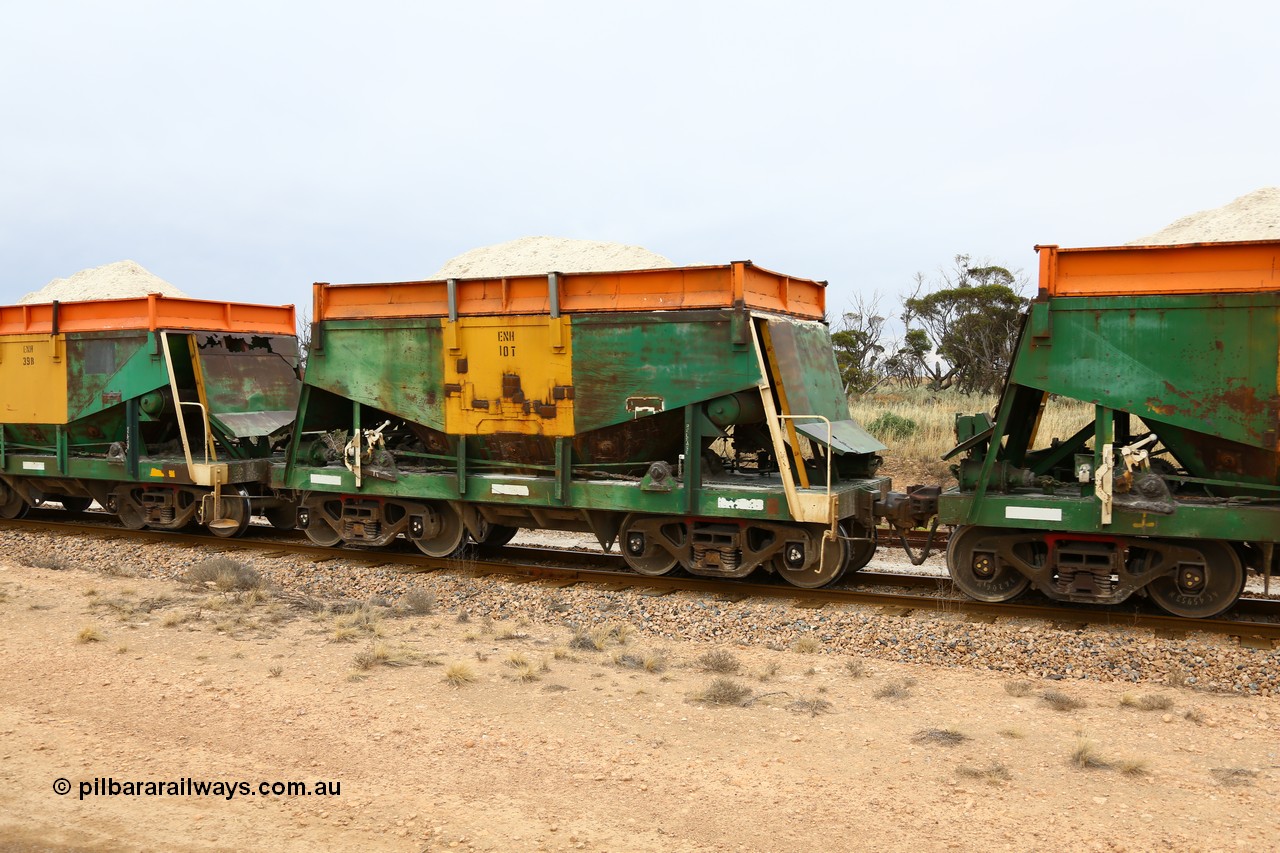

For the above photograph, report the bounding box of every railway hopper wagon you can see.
[942,239,1280,617]
[279,262,929,588]
[0,294,301,536]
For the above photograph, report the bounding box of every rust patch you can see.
[1158,380,1278,420]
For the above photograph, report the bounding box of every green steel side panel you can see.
[65,331,167,422]
[1,454,269,485]
[304,319,446,429]
[763,318,851,423]
[1012,293,1280,450]
[569,312,762,433]
[940,490,1280,543]
[274,463,882,523]
[796,419,886,455]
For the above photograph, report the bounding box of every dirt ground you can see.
[1,558,1277,853]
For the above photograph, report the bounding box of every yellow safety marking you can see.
[759,322,811,489]
[442,315,575,436]
[150,468,164,477]
[0,334,69,424]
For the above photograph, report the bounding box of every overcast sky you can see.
[2,1,1277,318]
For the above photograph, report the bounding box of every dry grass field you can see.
[849,387,1095,485]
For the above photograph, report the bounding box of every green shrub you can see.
[866,412,917,441]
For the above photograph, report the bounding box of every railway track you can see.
[3,513,1279,645]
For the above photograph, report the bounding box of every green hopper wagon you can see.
[941,240,1280,617]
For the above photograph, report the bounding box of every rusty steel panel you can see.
[1013,290,1280,486]
[759,318,852,423]
[568,311,763,434]
[304,319,447,431]
[195,333,301,438]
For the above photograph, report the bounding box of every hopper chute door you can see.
[757,321,811,489]
[188,332,301,444]
[159,331,218,483]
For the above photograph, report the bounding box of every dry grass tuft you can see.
[1210,767,1257,787]
[552,646,570,660]
[504,652,530,669]
[443,662,477,687]
[268,665,283,678]
[844,658,867,678]
[76,626,102,643]
[613,649,668,673]
[957,762,1011,783]
[693,677,753,707]
[1004,679,1034,697]
[1041,689,1085,711]
[330,605,382,642]
[756,661,782,682]
[1120,693,1173,712]
[23,552,70,571]
[161,611,192,628]
[568,629,599,651]
[182,557,264,592]
[791,636,822,654]
[495,625,529,641]
[1166,667,1189,688]
[1182,707,1206,724]
[912,727,969,746]
[1117,758,1150,777]
[789,697,833,717]
[115,645,128,655]
[696,649,742,674]
[1070,738,1110,770]
[998,727,1026,739]
[506,662,540,683]
[353,640,417,666]
[874,678,916,701]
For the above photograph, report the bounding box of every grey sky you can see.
[3,1,1277,318]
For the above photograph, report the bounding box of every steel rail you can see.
[3,515,1278,644]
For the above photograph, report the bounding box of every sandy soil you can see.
[1,558,1277,853]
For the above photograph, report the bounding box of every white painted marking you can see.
[22,461,45,471]
[1005,506,1063,522]
[718,497,765,511]
[492,483,530,496]
[309,473,343,486]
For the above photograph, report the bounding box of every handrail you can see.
[775,413,833,499]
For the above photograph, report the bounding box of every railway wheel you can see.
[208,487,252,539]
[0,485,29,519]
[946,525,1032,603]
[844,521,876,574]
[413,502,466,557]
[472,519,519,549]
[620,514,683,576]
[303,518,342,547]
[775,525,849,589]
[113,490,146,530]
[1146,540,1242,619]
[60,496,92,513]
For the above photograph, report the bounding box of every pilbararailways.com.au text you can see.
[59,777,342,801]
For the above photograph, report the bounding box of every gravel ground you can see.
[8,527,1279,697]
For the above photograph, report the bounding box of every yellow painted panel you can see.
[0,335,69,424]
[443,315,575,436]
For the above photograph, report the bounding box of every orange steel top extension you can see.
[0,294,296,336]
[313,262,827,322]
[1037,239,1280,298]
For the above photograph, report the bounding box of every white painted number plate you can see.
[1005,506,1062,522]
